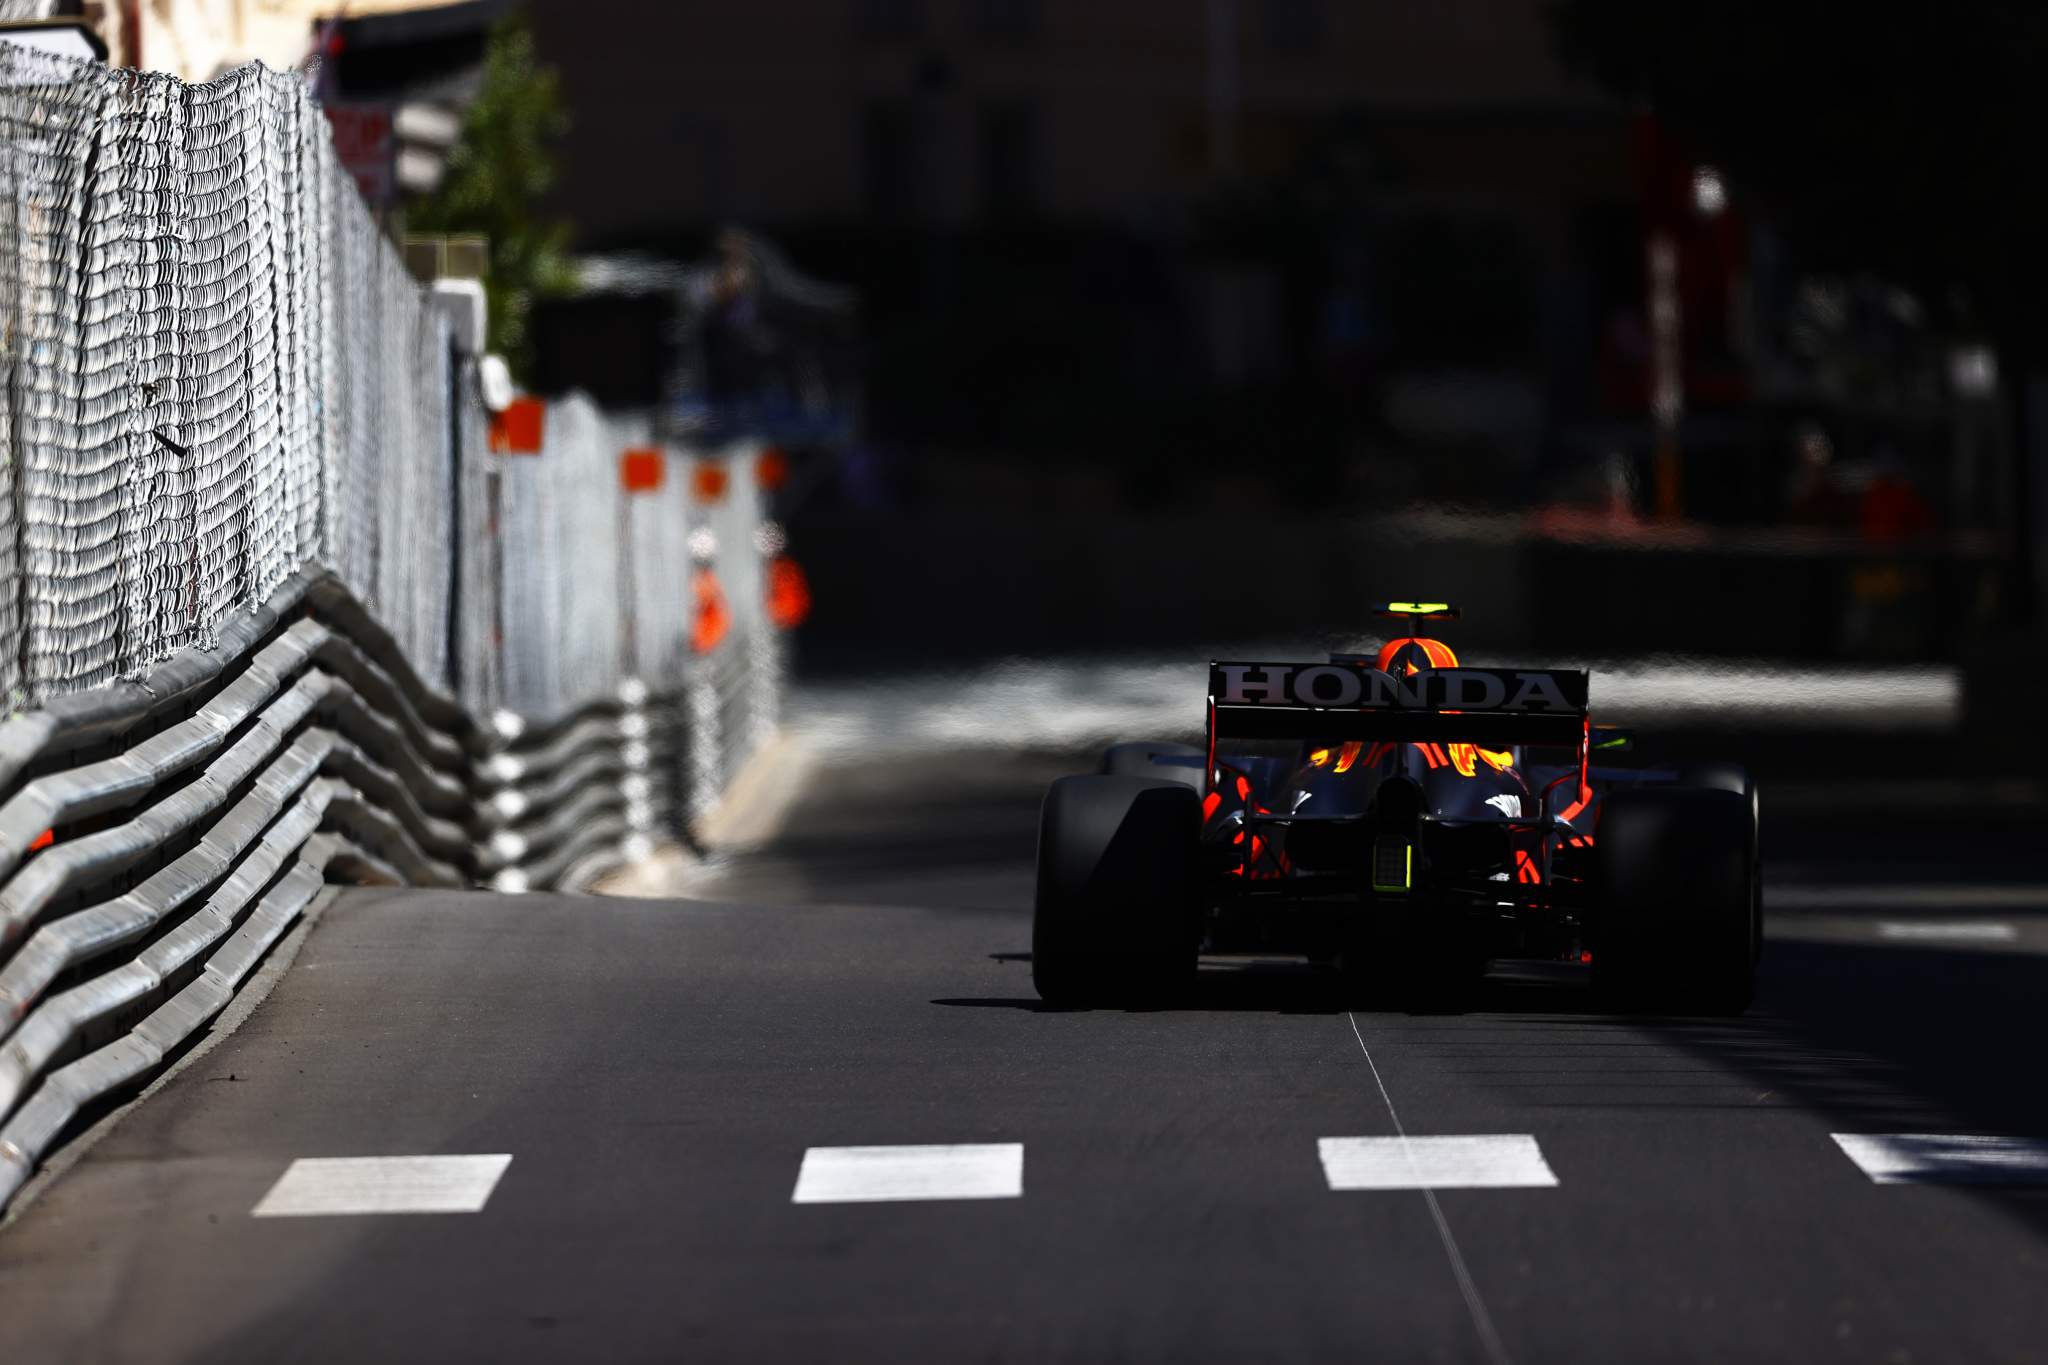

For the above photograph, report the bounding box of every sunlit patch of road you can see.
[793,653,1955,756]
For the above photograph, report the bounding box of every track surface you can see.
[4,748,2048,1363]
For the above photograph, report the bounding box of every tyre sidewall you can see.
[1595,786,1757,1012]
[1033,775,1201,1004]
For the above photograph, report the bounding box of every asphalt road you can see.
[4,746,2048,1363]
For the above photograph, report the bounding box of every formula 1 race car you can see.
[1032,603,1760,1012]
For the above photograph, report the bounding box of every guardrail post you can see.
[617,676,655,865]
[482,707,530,894]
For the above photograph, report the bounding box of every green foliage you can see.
[408,12,575,375]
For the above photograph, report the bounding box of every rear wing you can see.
[1207,661,1590,747]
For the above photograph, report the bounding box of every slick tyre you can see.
[1595,787,1758,1014]
[1676,762,1753,799]
[1099,740,1207,791]
[1677,763,1763,967]
[1033,775,1201,1006]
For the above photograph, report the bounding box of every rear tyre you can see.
[1594,787,1758,1014]
[1099,740,1207,792]
[1677,763,1763,967]
[1033,775,1201,1006]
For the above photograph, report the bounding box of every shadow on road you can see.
[942,930,2048,1246]
[937,956,1611,1017]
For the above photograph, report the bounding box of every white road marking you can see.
[1877,921,2018,943]
[791,1143,1023,1204]
[1318,1135,1560,1191]
[1769,885,2048,911]
[1345,1014,1514,1365]
[1833,1134,2048,1185]
[251,1154,513,1217]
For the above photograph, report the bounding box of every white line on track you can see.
[1319,1135,1559,1191]
[251,1154,513,1217]
[1768,885,2048,911]
[1346,1013,1515,1365]
[1833,1134,2048,1185]
[791,1143,1023,1204]
[1876,921,2018,943]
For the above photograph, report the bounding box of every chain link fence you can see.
[0,50,451,707]
[0,45,789,1212]
[0,46,781,792]
[480,393,782,808]
[683,446,782,820]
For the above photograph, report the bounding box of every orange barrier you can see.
[488,396,546,454]
[766,556,811,629]
[691,568,731,653]
[692,461,729,503]
[620,447,664,493]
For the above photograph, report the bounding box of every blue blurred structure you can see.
[575,233,861,454]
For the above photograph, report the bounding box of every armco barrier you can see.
[0,415,781,1221]
[0,50,790,1213]
[0,569,693,1209]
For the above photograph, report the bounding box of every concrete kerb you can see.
[590,728,813,899]
[695,729,814,852]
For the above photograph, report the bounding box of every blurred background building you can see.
[535,0,1634,504]
[528,1,2003,552]
[4,0,506,202]
[73,0,476,82]
[1,0,2033,663]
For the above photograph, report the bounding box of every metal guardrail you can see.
[0,569,692,1210]
[0,47,794,1218]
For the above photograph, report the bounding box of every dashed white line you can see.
[791,1143,1023,1204]
[1346,1013,1514,1365]
[1769,885,2048,910]
[1876,921,2018,943]
[1833,1134,2048,1185]
[251,1154,513,1217]
[1319,1135,1559,1191]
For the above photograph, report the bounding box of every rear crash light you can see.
[1371,840,1412,894]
